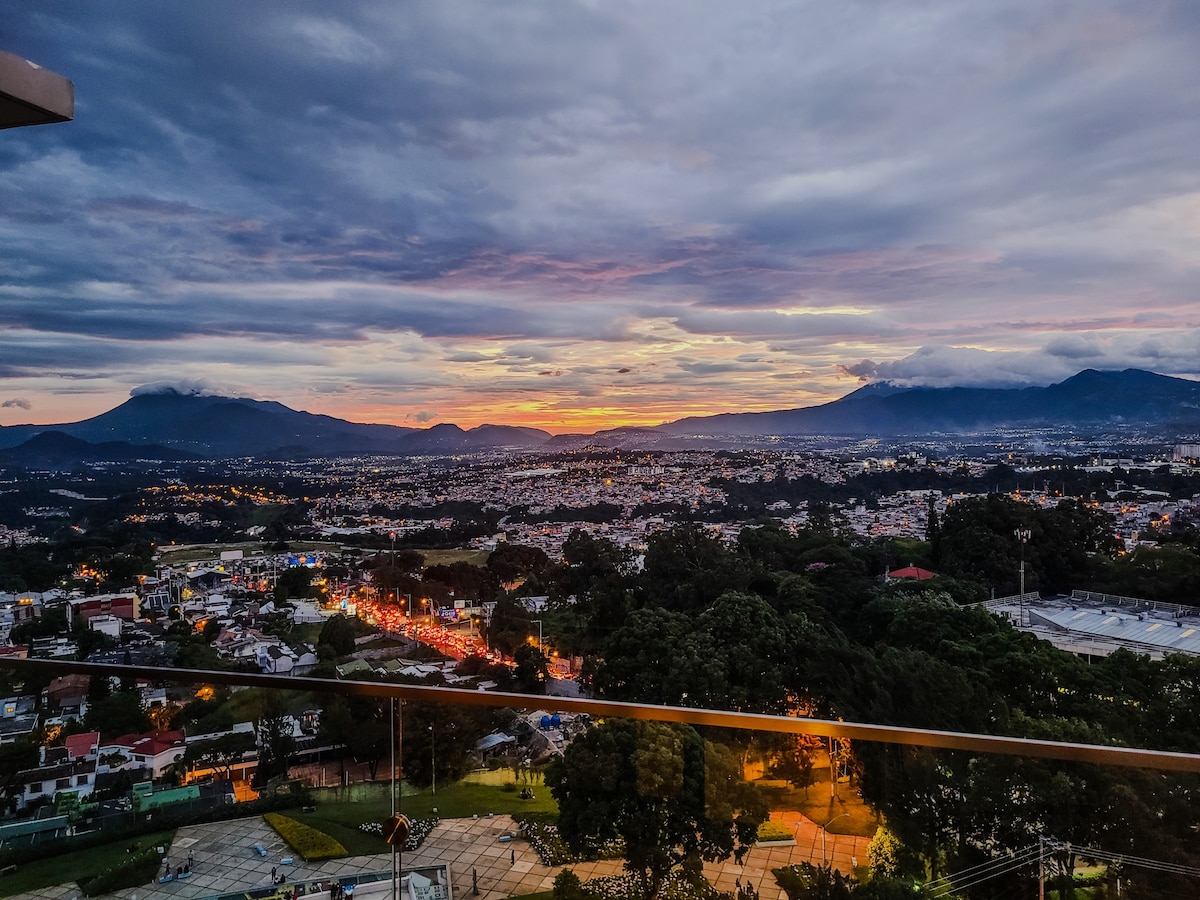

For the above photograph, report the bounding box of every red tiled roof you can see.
[889,565,937,580]
[105,730,186,756]
[65,731,100,759]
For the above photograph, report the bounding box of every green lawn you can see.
[419,549,491,567]
[290,621,325,645]
[0,829,176,898]
[295,771,558,855]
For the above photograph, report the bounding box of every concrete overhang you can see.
[0,49,74,129]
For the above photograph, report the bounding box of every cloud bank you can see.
[2,1,1199,429]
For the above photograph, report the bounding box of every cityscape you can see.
[4,3,1200,900]
[1,423,1200,897]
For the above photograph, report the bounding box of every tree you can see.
[773,862,853,900]
[512,643,549,692]
[183,731,256,782]
[589,592,798,713]
[773,738,817,796]
[548,719,766,900]
[487,543,550,583]
[319,693,393,781]
[84,689,151,739]
[253,693,295,788]
[482,595,533,656]
[258,609,293,639]
[423,561,499,602]
[0,740,39,810]
[318,614,358,657]
[274,565,315,602]
[400,701,492,789]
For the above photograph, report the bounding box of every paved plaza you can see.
[16,812,870,900]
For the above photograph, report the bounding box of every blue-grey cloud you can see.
[4,1,1200,426]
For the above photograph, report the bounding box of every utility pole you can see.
[1038,835,1045,900]
[828,736,836,799]
[1015,527,1031,624]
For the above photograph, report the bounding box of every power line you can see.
[926,838,1200,898]
[925,845,1041,897]
[925,843,1040,890]
[1043,840,1200,880]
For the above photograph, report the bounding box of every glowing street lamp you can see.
[821,813,851,866]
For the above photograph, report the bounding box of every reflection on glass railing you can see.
[1,660,1199,899]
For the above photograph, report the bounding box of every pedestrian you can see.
[188,849,195,868]
[511,848,515,866]
[163,858,170,876]
[272,865,278,882]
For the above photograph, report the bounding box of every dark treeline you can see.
[514,497,1200,897]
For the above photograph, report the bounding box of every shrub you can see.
[358,816,439,851]
[756,821,794,842]
[553,869,589,900]
[78,845,162,897]
[517,817,623,866]
[773,863,853,900]
[264,812,347,860]
[582,870,712,900]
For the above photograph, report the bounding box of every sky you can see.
[3,2,1200,433]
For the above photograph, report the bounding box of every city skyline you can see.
[4,2,1200,433]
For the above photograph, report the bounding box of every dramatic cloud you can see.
[3,1,1200,430]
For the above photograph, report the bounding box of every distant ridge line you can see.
[1,368,1198,459]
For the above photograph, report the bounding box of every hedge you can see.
[78,845,163,897]
[756,821,795,842]
[264,812,348,860]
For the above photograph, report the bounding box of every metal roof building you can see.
[982,590,1200,660]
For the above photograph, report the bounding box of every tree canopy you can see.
[533,507,1200,897]
[548,718,766,900]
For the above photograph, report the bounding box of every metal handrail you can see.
[5,658,1200,774]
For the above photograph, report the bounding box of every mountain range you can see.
[0,369,1197,464]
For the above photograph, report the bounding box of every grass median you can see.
[0,829,177,898]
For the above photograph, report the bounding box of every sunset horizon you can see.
[4,3,1200,431]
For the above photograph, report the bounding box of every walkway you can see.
[18,812,872,900]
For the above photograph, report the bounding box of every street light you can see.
[531,619,543,654]
[820,813,851,866]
